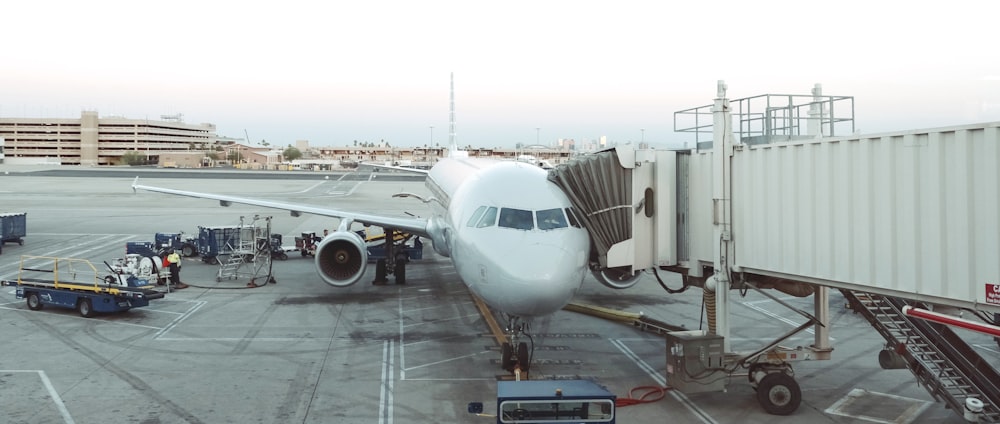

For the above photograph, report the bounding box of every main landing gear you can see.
[372,229,410,285]
[373,251,409,285]
[500,315,533,374]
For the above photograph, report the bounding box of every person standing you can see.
[167,249,188,289]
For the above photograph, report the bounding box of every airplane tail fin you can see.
[448,72,467,159]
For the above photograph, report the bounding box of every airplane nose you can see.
[500,243,584,316]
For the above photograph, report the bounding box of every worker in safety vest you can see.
[166,249,188,289]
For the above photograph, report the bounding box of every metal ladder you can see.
[216,242,245,281]
[842,290,1000,422]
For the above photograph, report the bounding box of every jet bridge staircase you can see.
[842,290,1000,421]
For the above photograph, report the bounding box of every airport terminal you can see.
[1,82,998,423]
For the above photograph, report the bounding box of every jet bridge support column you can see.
[709,80,734,352]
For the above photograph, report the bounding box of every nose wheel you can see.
[501,316,533,374]
[501,341,531,372]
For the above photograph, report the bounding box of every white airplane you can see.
[132,75,641,373]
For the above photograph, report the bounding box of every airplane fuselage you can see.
[425,158,591,317]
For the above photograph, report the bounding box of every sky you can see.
[2,1,998,149]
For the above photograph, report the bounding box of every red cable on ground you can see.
[615,386,670,407]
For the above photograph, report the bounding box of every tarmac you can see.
[1,165,998,423]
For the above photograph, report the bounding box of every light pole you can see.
[641,128,645,144]
[535,127,540,146]
[429,126,434,148]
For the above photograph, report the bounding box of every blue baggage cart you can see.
[0,212,27,255]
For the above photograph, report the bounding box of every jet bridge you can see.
[549,81,1000,420]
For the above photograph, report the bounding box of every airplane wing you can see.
[131,177,431,237]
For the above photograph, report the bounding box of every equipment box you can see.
[665,330,726,393]
[0,212,27,255]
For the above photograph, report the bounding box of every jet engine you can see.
[314,231,368,287]
[592,267,643,290]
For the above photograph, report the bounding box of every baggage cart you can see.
[0,212,27,255]
[1,255,164,317]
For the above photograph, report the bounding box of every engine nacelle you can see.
[314,230,368,287]
[592,267,643,290]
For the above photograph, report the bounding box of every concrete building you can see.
[0,111,218,166]
[224,143,284,170]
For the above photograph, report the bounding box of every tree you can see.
[283,146,303,161]
[228,151,243,163]
[121,151,147,166]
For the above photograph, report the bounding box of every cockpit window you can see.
[565,207,582,228]
[498,208,534,230]
[536,208,568,230]
[467,206,487,227]
[477,206,499,228]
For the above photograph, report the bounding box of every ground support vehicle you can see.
[107,253,171,286]
[2,256,164,317]
[125,241,158,257]
[198,224,252,265]
[268,234,289,260]
[293,232,320,257]
[155,232,199,257]
[366,235,423,262]
[467,380,616,423]
[0,212,27,255]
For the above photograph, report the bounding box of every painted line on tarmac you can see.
[0,370,76,424]
[379,339,395,424]
[739,299,834,339]
[611,338,718,424]
[152,300,206,339]
[294,180,328,194]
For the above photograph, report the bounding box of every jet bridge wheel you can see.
[755,372,801,416]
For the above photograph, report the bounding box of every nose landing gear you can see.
[501,315,533,375]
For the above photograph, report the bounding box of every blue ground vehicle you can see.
[2,256,164,317]
[0,212,27,255]
[155,232,199,257]
[467,380,616,423]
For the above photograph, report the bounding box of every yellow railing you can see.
[15,255,121,294]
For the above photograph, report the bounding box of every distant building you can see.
[223,143,284,169]
[0,111,218,166]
